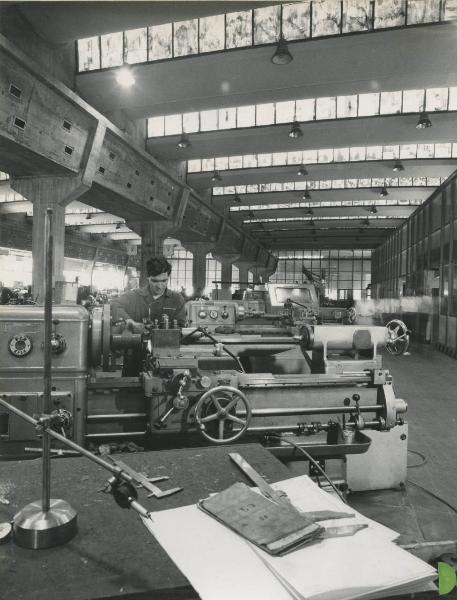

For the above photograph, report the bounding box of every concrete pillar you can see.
[184,242,214,293]
[11,176,89,303]
[252,267,276,285]
[128,221,176,286]
[236,261,255,292]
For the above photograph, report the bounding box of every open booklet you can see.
[142,475,437,600]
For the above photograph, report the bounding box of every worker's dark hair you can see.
[146,256,172,277]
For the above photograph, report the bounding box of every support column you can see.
[236,261,255,292]
[128,221,176,287]
[11,176,92,303]
[252,267,276,285]
[184,242,215,294]
[212,253,240,299]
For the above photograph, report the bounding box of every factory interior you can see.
[1,2,457,599]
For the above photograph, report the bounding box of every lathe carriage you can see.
[0,303,410,491]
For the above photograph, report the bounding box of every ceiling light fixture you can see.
[303,190,311,200]
[392,161,405,172]
[271,35,293,65]
[233,193,242,203]
[116,222,122,230]
[115,67,135,88]
[416,112,432,129]
[85,213,92,220]
[379,187,388,197]
[211,170,222,182]
[305,207,314,215]
[177,132,191,149]
[297,164,308,177]
[289,120,303,139]
[369,205,378,214]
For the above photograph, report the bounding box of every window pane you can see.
[272,152,287,166]
[78,37,100,71]
[426,87,449,111]
[228,155,243,169]
[349,147,366,161]
[382,145,400,159]
[148,24,172,60]
[358,93,380,116]
[343,0,372,32]
[318,148,334,162]
[215,156,229,170]
[202,158,215,171]
[226,10,252,49]
[183,112,200,133]
[254,5,280,44]
[199,14,225,52]
[258,153,272,167]
[407,0,440,24]
[312,0,342,36]
[296,98,315,121]
[256,103,275,126]
[335,147,350,161]
[237,105,256,127]
[443,0,457,20]
[187,159,201,173]
[316,97,337,120]
[282,2,311,40]
[417,143,435,158]
[366,146,382,160]
[124,28,147,64]
[174,20,198,57]
[374,0,406,28]
[101,32,123,68]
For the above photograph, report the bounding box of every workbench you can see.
[0,443,292,600]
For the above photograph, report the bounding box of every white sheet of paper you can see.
[142,475,436,600]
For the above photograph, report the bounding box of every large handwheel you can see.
[346,306,357,324]
[194,386,252,444]
[385,319,410,355]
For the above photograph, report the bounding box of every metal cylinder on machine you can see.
[298,324,392,352]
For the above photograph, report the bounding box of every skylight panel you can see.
[452,143,457,157]
[296,99,315,121]
[225,10,252,49]
[282,2,311,39]
[382,145,400,159]
[358,93,380,116]
[374,0,405,29]
[443,0,457,20]
[380,91,402,114]
[448,87,457,110]
[101,32,123,68]
[199,15,225,53]
[164,114,182,136]
[182,112,200,133]
[316,97,337,120]
[435,143,452,158]
[173,20,198,57]
[332,180,345,189]
[287,151,302,165]
[228,155,243,169]
[202,158,215,172]
[412,177,427,186]
[78,37,100,71]
[312,0,341,36]
[426,88,449,111]
[148,24,172,60]
[302,150,318,163]
[218,108,236,130]
[318,149,334,163]
[124,28,147,64]
[334,148,350,162]
[215,157,229,170]
[148,116,164,137]
[399,145,417,159]
[237,105,256,128]
[275,101,295,124]
[366,146,382,160]
[407,1,440,24]
[254,5,281,44]
[402,89,424,112]
[349,147,366,161]
[187,159,201,173]
[272,153,288,166]
[247,185,258,193]
[256,103,275,126]
[343,0,372,32]
[200,109,218,131]
[258,154,273,167]
[337,95,358,118]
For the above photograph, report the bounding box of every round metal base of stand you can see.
[13,499,77,549]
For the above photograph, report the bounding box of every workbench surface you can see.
[0,443,292,600]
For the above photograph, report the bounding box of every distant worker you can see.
[111,256,186,375]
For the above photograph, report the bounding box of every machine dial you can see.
[198,310,207,319]
[209,310,218,320]
[8,334,33,357]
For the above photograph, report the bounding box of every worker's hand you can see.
[125,319,146,334]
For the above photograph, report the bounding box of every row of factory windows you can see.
[148,87,457,138]
[78,1,454,72]
[0,246,372,303]
[188,143,455,174]
[372,177,457,316]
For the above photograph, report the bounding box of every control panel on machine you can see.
[186,301,237,328]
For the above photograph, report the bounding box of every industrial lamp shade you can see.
[379,187,388,197]
[393,161,405,172]
[211,170,222,182]
[303,190,311,200]
[271,36,293,65]
[297,164,308,176]
[289,121,303,139]
[370,205,378,214]
[233,193,241,203]
[177,133,191,149]
[416,112,432,129]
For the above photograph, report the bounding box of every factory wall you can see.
[372,171,457,356]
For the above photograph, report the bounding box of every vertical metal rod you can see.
[42,207,54,514]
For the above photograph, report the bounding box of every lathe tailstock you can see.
[0,304,410,491]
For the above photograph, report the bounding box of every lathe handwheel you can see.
[194,386,252,444]
[346,307,357,324]
[385,319,410,355]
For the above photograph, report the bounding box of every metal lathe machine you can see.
[0,302,410,491]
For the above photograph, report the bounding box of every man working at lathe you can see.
[111,256,186,376]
